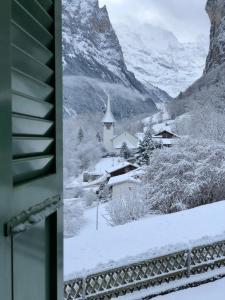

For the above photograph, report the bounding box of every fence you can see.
[64,239,225,300]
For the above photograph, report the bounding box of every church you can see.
[101,97,139,153]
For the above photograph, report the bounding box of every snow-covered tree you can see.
[64,200,84,237]
[105,187,146,226]
[120,142,131,159]
[136,129,159,165]
[143,137,225,214]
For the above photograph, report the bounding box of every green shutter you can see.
[0,1,63,299]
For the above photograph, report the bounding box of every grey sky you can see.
[99,0,210,42]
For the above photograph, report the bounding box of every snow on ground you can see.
[64,200,225,280]
[94,157,126,174]
[152,120,175,134]
[115,269,225,300]
[153,279,225,300]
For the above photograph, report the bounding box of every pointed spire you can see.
[101,95,116,123]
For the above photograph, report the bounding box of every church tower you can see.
[101,96,116,152]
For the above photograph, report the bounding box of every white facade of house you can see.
[112,132,139,153]
[111,181,139,201]
[108,169,143,201]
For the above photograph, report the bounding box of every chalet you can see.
[108,169,144,201]
[152,130,180,147]
[107,162,138,177]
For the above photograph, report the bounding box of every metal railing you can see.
[64,239,225,300]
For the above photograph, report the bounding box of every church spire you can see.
[101,96,116,123]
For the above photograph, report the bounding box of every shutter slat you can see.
[13,137,54,158]
[12,22,53,65]
[17,0,53,31]
[13,155,54,184]
[12,114,54,137]
[12,93,54,119]
[12,45,53,84]
[12,69,53,100]
[12,0,53,49]
[37,0,53,13]
[11,0,56,185]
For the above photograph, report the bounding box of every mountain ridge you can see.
[62,0,170,119]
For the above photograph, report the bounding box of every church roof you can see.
[101,96,116,123]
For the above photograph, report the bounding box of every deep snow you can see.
[153,278,225,300]
[64,200,225,280]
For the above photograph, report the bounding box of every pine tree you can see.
[136,129,158,165]
[77,127,84,144]
[120,142,131,159]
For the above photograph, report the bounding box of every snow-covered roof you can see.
[107,162,138,174]
[108,173,137,186]
[108,168,144,186]
[83,175,109,188]
[153,130,179,138]
[94,157,126,174]
[101,97,116,123]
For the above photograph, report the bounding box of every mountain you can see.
[114,23,209,98]
[205,0,225,72]
[62,0,170,119]
[169,0,225,118]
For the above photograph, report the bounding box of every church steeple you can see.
[101,96,116,124]
[101,96,116,152]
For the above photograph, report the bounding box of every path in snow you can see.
[64,201,225,280]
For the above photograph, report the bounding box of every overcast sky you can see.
[99,0,210,42]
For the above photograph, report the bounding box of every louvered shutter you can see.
[0,1,63,300]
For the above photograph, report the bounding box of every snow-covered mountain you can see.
[62,0,170,119]
[169,0,225,119]
[114,23,209,97]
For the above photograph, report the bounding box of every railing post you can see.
[187,249,192,278]
[82,277,86,300]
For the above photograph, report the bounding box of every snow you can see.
[107,162,137,174]
[114,23,209,97]
[108,168,144,186]
[153,279,225,300]
[152,137,177,146]
[101,97,116,123]
[94,157,126,174]
[114,269,225,300]
[64,200,225,280]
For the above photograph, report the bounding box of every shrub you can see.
[105,188,146,225]
[64,200,84,237]
[144,138,225,214]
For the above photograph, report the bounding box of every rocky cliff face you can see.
[116,23,208,98]
[205,0,225,72]
[62,0,169,119]
[169,0,225,118]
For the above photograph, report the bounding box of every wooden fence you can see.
[64,239,225,300]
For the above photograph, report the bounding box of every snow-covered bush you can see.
[106,188,146,225]
[144,138,225,214]
[64,200,84,237]
[64,116,104,185]
[84,190,97,207]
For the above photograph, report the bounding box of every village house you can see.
[107,162,138,177]
[108,168,144,201]
[152,130,180,147]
